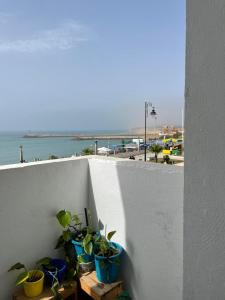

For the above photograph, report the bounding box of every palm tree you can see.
[150,144,163,163]
[82,147,94,155]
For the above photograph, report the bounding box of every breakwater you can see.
[23,134,140,140]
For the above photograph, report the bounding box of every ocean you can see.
[0,131,127,166]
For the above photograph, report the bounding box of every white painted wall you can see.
[89,158,183,300]
[184,1,225,299]
[0,158,89,300]
[0,157,183,299]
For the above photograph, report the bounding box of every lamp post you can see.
[144,101,157,162]
[94,140,98,155]
[19,145,25,163]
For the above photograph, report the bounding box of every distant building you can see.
[124,143,138,151]
[132,138,144,145]
[159,126,182,138]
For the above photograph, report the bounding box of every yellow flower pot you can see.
[23,270,44,297]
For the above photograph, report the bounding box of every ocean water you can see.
[0,132,127,166]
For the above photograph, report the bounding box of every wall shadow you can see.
[87,158,183,300]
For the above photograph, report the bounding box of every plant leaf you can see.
[56,210,71,228]
[8,263,25,272]
[107,230,116,241]
[15,271,29,286]
[95,233,101,242]
[36,257,51,266]
[51,280,60,298]
[72,214,80,225]
[83,233,92,246]
[84,241,93,256]
[63,229,72,242]
[77,254,87,264]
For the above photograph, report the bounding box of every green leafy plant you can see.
[36,257,56,272]
[150,144,163,163]
[94,227,118,258]
[36,257,63,300]
[82,147,94,155]
[55,210,82,281]
[55,209,95,279]
[8,263,41,286]
[55,210,80,249]
[55,209,94,249]
[8,259,64,300]
[82,232,94,256]
[37,257,77,299]
[94,227,122,283]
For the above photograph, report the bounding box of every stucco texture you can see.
[184,1,225,299]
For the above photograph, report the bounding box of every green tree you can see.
[82,147,94,156]
[163,155,171,164]
[48,154,59,160]
[150,144,163,163]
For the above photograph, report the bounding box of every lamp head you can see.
[150,107,157,116]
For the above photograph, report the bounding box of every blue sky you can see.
[0,0,185,131]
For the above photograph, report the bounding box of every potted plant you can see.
[36,257,69,300]
[8,262,44,297]
[94,229,123,283]
[56,209,95,263]
[55,209,96,275]
[36,257,67,287]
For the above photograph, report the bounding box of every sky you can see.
[0,0,185,131]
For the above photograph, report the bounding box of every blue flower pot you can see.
[43,258,66,286]
[95,242,123,283]
[71,239,94,262]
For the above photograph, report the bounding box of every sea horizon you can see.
[0,129,128,134]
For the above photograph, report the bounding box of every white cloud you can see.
[0,21,88,53]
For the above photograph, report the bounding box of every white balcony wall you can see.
[0,158,89,300]
[88,158,183,300]
[0,157,183,299]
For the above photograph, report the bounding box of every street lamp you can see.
[19,145,25,163]
[144,101,157,162]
